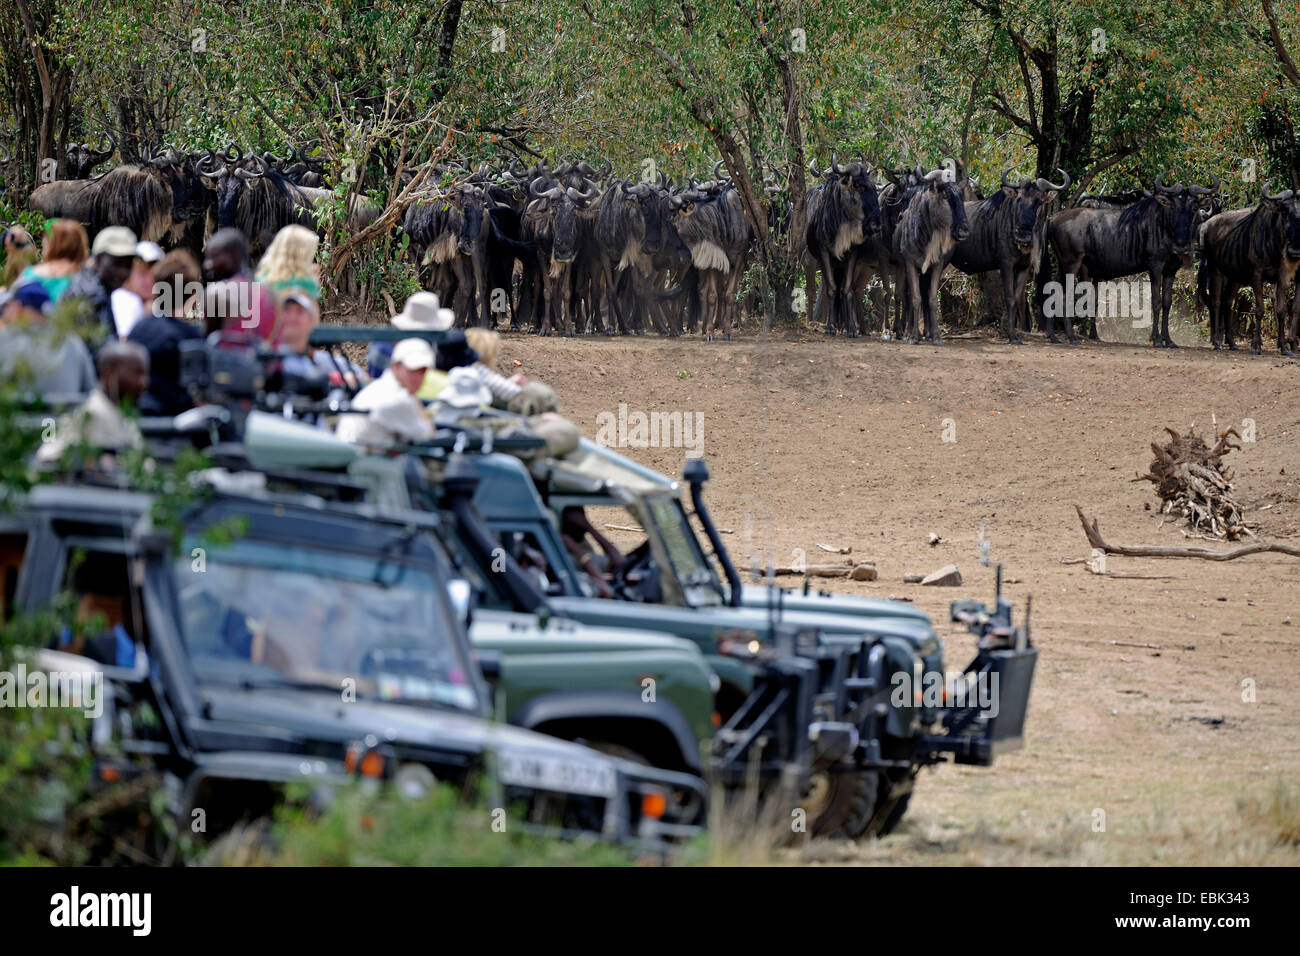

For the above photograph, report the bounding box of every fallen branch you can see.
[1074,505,1300,560]
[1111,640,1163,650]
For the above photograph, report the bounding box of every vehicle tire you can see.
[866,768,916,837]
[807,770,880,840]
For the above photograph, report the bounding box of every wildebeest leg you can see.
[1208,270,1224,349]
[902,264,924,344]
[1012,265,1044,345]
[818,250,838,334]
[1250,274,1265,354]
[721,263,744,342]
[925,267,943,345]
[1274,273,1293,355]
[452,256,475,327]
[1001,263,1023,344]
[1222,281,1240,350]
[1287,275,1300,356]
[1159,269,1177,347]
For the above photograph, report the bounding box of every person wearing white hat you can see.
[111,240,166,339]
[63,225,139,341]
[336,337,436,448]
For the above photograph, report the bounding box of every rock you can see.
[927,532,941,547]
[903,572,924,583]
[849,564,877,581]
[920,564,963,587]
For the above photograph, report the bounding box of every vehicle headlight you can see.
[393,762,436,801]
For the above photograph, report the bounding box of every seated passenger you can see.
[335,338,435,448]
[36,340,149,467]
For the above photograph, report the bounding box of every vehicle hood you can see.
[740,584,931,623]
[200,685,628,767]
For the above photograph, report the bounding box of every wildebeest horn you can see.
[922,168,945,183]
[197,148,221,175]
[1002,168,1019,188]
[1037,168,1070,192]
[567,184,599,204]
[1154,170,1176,194]
[808,158,820,178]
[713,160,726,179]
[668,194,683,209]
[1188,174,1220,197]
[1262,182,1295,202]
[658,169,668,188]
[831,153,846,175]
[867,167,879,188]
[235,155,268,181]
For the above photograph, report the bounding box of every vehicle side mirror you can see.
[476,650,502,683]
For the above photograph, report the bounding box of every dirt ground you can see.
[496,325,1300,864]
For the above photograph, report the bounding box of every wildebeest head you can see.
[829,156,883,239]
[199,146,259,230]
[67,134,115,179]
[1154,171,1217,256]
[529,177,599,263]
[149,149,209,223]
[624,179,667,255]
[1000,168,1070,251]
[456,184,488,255]
[1260,183,1300,260]
[922,169,971,241]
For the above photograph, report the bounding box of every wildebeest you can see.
[803,157,882,337]
[595,176,675,334]
[28,149,209,245]
[1199,183,1300,355]
[948,168,1069,343]
[1048,172,1217,346]
[669,173,752,341]
[892,169,971,344]
[522,176,600,336]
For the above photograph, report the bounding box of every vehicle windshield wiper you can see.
[227,674,352,696]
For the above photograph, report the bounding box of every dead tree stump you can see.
[1136,426,1249,539]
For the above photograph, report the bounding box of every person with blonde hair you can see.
[461,326,524,404]
[256,224,321,300]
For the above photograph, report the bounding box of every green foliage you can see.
[222,780,636,866]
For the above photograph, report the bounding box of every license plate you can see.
[497,750,618,798]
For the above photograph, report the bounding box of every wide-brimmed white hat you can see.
[437,366,492,409]
[392,291,455,331]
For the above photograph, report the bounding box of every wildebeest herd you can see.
[7,141,1300,355]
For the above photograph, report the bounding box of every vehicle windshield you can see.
[642,495,726,607]
[173,537,480,712]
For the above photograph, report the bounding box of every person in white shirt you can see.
[110,241,164,339]
[335,338,435,449]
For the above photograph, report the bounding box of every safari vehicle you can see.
[449,429,1038,838]
[1,476,705,849]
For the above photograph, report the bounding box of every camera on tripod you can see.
[178,337,333,408]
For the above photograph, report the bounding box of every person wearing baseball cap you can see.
[335,336,436,448]
[63,225,139,342]
[111,240,165,339]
